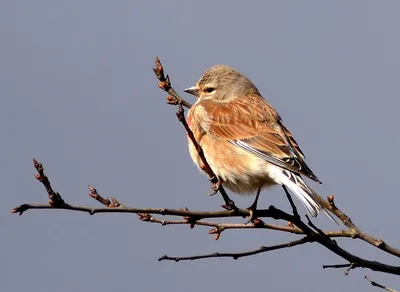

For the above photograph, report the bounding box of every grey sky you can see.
[3,1,400,291]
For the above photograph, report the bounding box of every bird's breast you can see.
[187,109,277,194]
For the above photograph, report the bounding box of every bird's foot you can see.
[208,176,239,212]
[245,187,262,223]
[208,175,221,196]
[221,199,237,211]
[246,201,259,223]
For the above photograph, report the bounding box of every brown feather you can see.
[190,95,321,183]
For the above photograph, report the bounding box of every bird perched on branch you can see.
[184,65,334,221]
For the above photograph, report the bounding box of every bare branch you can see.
[153,58,236,210]
[158,237,311,261]
[323,263,352,270]
[365,276,399,292]
[153,56,192,108]
[32,159,66,207]
[12,162,400,276]
[88,185,120,207]
[138,214,358,240]
[323,263,356,276]
[316,194,400,258]
[282,185,299,218]
[11,58,400,284]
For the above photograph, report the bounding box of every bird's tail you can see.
[280,170,337,223]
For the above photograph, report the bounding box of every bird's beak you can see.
[184,86,200,97]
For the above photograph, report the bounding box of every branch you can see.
[152,57,192,109]
[12,58,400,283]
[365,276,399,292]
[12,159,400,275]
[153,57,236,210]
[11,199,368,240]
[159,237,310,261]
[315,194,400,258]
[141,214,357,238]
[32,159,66,207]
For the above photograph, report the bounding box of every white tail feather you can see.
[277,170,338,223]
[280,174,320,217]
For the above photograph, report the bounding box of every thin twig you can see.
[88,185,121,207]
[12,202,243,217]
[153,57,192,109]
[153,57,236,210]
[315,194,400,258]
[306,215,335,243]
[140,215,360,239]
[282,185,299,218]
[159,237,311,261]
[365,276,399,292]
[323,263,352,269]
[323,263,360,275]
[32,159,66,207]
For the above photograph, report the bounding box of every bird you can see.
[184,64,334,221]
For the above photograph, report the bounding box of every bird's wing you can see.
[194,97,321,183]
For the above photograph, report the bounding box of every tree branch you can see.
[11,58,400,284]
[153,57,236,210]
[158,237,311,261]
[365,276,399,292]
[12,159,400,275]
[152,57,192,109]
[315,194,400,258]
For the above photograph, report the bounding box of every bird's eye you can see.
[205,87,214,93]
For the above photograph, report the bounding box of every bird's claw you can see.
[221,200,237,211]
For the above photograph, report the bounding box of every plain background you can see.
[3,1,400,291]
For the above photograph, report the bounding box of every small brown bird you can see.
[185,65,333,220]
